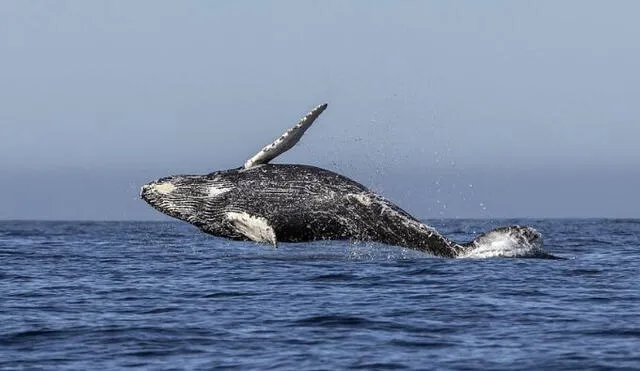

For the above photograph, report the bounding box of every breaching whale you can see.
[141,103,548,258]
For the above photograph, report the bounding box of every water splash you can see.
[459,226,556,259]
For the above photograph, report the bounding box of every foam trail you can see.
[459,226,557,259]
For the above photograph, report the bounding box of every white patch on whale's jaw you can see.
[208,186,233,197]
[225,211,277,247]
[149,182,176,195]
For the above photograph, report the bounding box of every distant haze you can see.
[1,1,639,220]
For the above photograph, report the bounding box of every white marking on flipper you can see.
[243,103,328,169]
[225,211,278,247]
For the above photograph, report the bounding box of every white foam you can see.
[459,229,545,259]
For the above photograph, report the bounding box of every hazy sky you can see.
[1,1,639,220]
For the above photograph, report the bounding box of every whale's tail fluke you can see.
[456,225,557,259]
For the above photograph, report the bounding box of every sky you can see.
[1,1,639,220]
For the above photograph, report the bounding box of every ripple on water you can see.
[1,220,640,370]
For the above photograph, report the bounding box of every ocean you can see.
[1,219,639,370]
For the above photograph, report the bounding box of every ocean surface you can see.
[1,219,639,370]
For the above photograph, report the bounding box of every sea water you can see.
[1,219,639,370]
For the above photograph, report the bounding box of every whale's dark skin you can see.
[141,103,546,258]
[141,163,542,258]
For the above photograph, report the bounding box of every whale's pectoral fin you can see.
[243,103,328,169]
[225,211,278,248]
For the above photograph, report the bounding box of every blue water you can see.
[1,219,639,370]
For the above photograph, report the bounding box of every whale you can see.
[141,103,549,258]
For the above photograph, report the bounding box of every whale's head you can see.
[141,176,194,222]
[141,174,234,223]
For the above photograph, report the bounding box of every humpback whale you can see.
[141,103,547,258]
